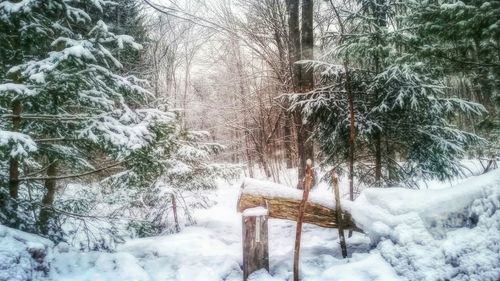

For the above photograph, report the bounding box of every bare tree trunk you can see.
[171,193,180,233]
[39,160,58,235]
[232,39,255,176]
[283,114,294,168]
[287,0,301,90]
[301,0,314,90]
[257,150,272,178]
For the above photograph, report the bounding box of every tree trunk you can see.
[375,131,382,185]
[8,101,22,201]
[283,113,294,168]
[39,160,58,235]
[294,114,314,189]
[286,0,301,90]
[300,0,314,90]
[287,0,315,188]
[257,146,272,178]
[373,0,387,186]
[171,193,180,233]
[4,100,22,224]
[298,0,315,188]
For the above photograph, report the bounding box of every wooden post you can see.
[293,159,313,281]
[332,172,347,258]
[242,207,269,280]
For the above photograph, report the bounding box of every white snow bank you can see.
[319,253,401,281]
[49,249,149,281]
[346,169,500,281]
[117,227,242,281]
[0,225,53,281]
[346,169,500,239]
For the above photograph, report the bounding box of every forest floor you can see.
[1,162,499,281]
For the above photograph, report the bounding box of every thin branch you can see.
[19,161,125,181]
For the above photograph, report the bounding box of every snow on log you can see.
[237,178,357,229]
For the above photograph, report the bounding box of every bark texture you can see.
[242,214,269,280]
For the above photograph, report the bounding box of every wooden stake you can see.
[293,159,313,281]
[332,172,347,258]
[242,208,269,280]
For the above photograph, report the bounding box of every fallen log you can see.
[237,178,359,230]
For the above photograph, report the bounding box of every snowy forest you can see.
[0,0,499,280]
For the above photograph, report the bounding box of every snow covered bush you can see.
[100,120,240,239]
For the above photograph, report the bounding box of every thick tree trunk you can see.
[300,0,314,90]
[286,0,301,89]
[298,0,315,188]
[287,0,315,188]
[294,115,314,189]
[39,160,58,235]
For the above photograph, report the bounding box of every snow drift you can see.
[344,169,500,281]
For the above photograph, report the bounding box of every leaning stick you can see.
[293,159,313,281]
[332,172,347,258]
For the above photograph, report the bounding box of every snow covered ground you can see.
[0,168,499,281]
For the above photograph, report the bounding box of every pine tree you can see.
[0,0,239,246]
[0,0,166,236]
[408,0,500,155]
[290,0,486,188]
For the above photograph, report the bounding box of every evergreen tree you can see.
[0,0,162,234]
[103,0,148,75]
[290,0,486,188]
[408,0,500,155]
[0,0,238,246]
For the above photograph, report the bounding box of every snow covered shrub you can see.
[105,122,240,238]
[0,225,54,281]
